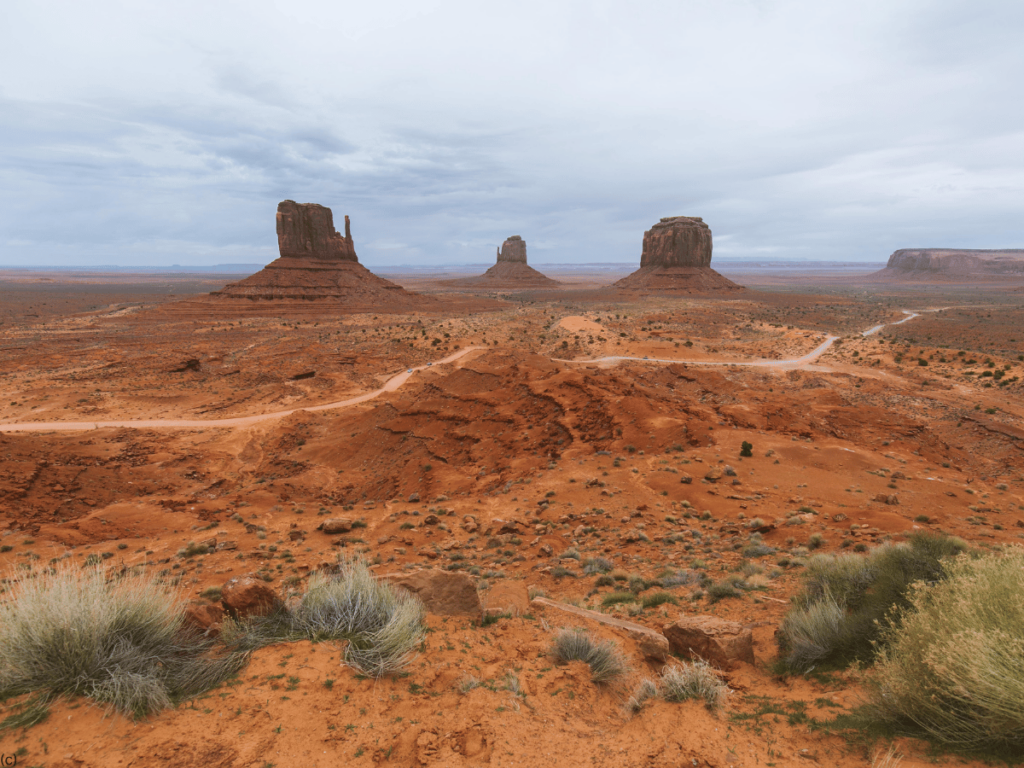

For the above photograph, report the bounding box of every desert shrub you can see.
[743,544,777,558]
[626,677,659,713]
[0,565,246,719]
[221,558,424,677]
[594,574,615,587]
[583,557,613,575]
[641,592,679,609]
[706,582,741,603]
[659,660,728,710]
[869,548,1024,750]
[551,628,627,683]
[740,441,753,457]
[601,592,637,607]
[777,532,969,672]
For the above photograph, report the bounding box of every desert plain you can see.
[0,257,1023,768]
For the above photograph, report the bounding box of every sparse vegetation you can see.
[777,532,969,672]
[0,565,247,720]
[220,558,424,677]
[868,547,1024,750]
[550,628,627,684]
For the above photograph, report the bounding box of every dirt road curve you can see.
[0,312,924,433]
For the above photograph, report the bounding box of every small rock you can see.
[408,492,420,503]
[221,575,283,620]
[318,518,352,534]
[183,603,224,636]
[704,468,723,483]
[679,473,693,484]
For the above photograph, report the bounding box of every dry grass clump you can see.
[659,660,729,709]
[0,565,246,720]
[869,547,1024,750]
[627,660,728,713]
[778,532,967,672]
[221,558,424,678]
[551,627,628,683]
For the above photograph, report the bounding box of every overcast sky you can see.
[2,0,1023,267]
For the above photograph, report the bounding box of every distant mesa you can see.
[209,200,438,310]
[614,216,742,293]
[874,249,1024,280]
[443,235,561,289]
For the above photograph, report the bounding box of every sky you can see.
[2,0,1023,268]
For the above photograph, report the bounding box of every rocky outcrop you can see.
[276,200,358,262]
[392,569,482,618]
[663,615,755,669]
[615,216,742,294]
[881,249,1024,277]
[640,217,713,268]
[443,235,561,290]
[204,201,448,313]
[497,236,527,264]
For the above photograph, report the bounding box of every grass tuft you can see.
[659,660,729,710]
[0,564,246,720]
[551,628,628,684]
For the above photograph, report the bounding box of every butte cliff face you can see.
[444,235,560,290]
[614,217,741,293]
[207,201,440,313]
[496,235,528,264]
[275,200,358,262]
[879,249,1024,279]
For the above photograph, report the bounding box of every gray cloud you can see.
[1,0,1022,267]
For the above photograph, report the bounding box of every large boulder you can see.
[276,200,358,262]
[663,615,755,669]
[318,518,353,534]
[391,569,482,618]
[221,575,284,620]
[640,217,712,268]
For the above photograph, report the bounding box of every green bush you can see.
[551,628,627,684]
[0,565,246,719]
[221,558,425,677]
[641,592,679,609]
[601,592,638,607]
[777,532,968,672]
[869,548,1024,750]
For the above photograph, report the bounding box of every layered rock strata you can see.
[208,201,438,311]
[882,249,1024,277]
[615,216,742,293]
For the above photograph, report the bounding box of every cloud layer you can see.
[2,0,1023,266]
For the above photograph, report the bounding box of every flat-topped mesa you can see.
[276,200,358,262]
[640,216,712,268]
[885,248,1024,275]
[497,235,528,264]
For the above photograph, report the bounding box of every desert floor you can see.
[1,268,1022,768]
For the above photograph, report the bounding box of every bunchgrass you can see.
[601,592,638,607]
[777,532,969,672]
[221,558,425,677]
[659,660,729,710]
[551,628,627,684]
[641,592,679,609]
[0,564,247,720]
[868,547,1024,751]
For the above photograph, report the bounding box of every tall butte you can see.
[614,216,742,293]
[444,235,560,289]
[211,201,437,311]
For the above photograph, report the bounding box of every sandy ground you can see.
[0,271,1022,767]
